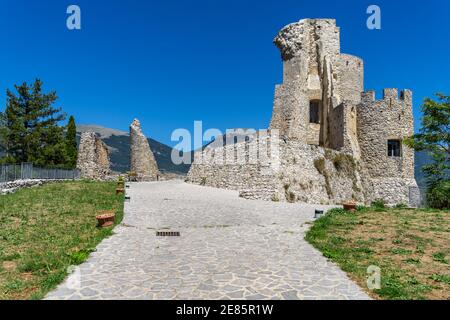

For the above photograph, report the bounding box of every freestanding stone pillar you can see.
[129,119,160,181]
[77,132,111,180]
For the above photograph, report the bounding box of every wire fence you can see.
[0,163,80,183]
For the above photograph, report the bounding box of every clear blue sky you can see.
[0,0,449,147]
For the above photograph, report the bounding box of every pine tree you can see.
[3,79,67,166]
[65,116,78,168]
[0,112,11,163]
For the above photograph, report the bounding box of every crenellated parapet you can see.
[361,88,412,104]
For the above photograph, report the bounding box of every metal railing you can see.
[0,163,80,183]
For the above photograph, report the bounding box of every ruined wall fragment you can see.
[129,119,160,181]
[77,132,111,180]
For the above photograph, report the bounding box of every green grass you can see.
[305,207,449,300]
[0,181,124,300]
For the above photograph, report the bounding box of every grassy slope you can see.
[0,181,124,300]
[306,207,449,300]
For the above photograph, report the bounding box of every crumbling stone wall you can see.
[77,132,111,180]
[129,119,160,181]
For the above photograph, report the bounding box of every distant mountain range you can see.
[76,125,192,174]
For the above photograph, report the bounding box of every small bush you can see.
[372,199,386,209]
[426,180,450,210]
[271,194,280,202]
[394,203,408,209]
[327,208,347,215]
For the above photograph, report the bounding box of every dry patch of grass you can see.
[306,207,449,300]
[0,181,124,300]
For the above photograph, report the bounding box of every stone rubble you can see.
[0,179,69,195]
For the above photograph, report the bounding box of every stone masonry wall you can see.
[0,179,72,195]
[187,134,373,205]
[357,89,418,206]
[358,89,415,179]
[77,132,111,180]
[130,119,160,181]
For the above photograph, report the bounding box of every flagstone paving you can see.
[46,180,371,300]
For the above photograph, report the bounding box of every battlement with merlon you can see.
[361,89,412,105]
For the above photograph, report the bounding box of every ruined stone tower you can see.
[77,132,111,180]
[129,119,160,181]
[358,89,417,205]
[187,18,420,207]
[270,19,362,156]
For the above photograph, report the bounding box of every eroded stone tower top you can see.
[129,118,160,181]
[274,19,340,62]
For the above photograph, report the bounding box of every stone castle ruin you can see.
[77,132,111,180]
[77,119,160,181]
[129,119,160,181]
[187,19,420,207]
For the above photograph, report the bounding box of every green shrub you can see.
[372,199,386,209]
[327,208,346,215]
[426,180,450,210]
[394,203,408,209]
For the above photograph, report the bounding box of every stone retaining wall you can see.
[0,179,72,195]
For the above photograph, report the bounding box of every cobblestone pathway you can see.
[46,181,370,300]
